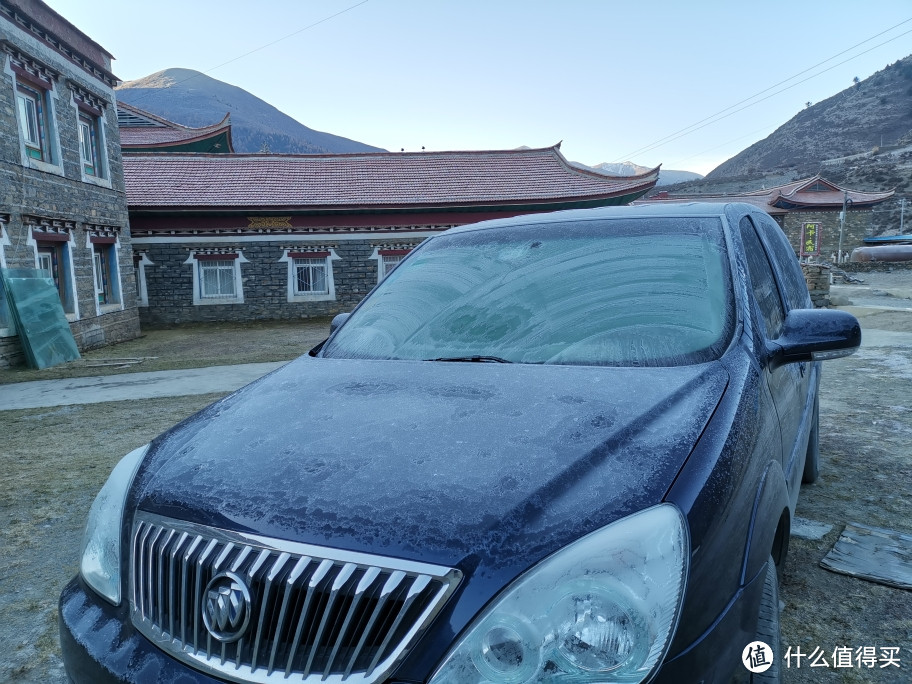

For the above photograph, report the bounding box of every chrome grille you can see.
[130,512,462,684]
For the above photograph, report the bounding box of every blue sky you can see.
[44,0,912,175]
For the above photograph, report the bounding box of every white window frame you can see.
[200,259,238,299]
[369,247,411,283]
[37,251,53,277]
[184,251,248,306]
[73,99,110,187]
[280,248,340,302]
[5,57,64,175]
[79,115,97,174]
[293,257,329,295]
[17,87,41,151]
[88,236,124,314]
[93,251,104,295]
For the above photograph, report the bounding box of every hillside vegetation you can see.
[708,56,912,179]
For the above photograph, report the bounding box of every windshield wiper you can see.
[428,355,513,363]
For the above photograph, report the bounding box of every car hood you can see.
[132,356,727,576]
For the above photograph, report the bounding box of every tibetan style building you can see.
[643,176,894,261]
[122,144,660,325]
[1,0,140,367]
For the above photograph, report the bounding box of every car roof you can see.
[445,202,755,236]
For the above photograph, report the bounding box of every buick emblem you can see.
[202,571,252,643]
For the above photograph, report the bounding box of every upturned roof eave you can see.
[121,125,233,149]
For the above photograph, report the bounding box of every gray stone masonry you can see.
[139,238,425,325]
[801,263,831,308]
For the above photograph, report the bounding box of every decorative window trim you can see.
[184,250,248,305]
[134,252,154,307]
[369,246,413,282]
[4,53,63,174]
[85,226,124,314]
[25,216,79,321]
[279,247,340,302]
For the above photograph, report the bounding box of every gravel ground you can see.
[1,302,911,683]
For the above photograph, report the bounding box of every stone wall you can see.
[801,263,831,308]
[138,238,426,326]
[782,209,872,262]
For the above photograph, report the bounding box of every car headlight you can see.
[79,444,148,605]
[429,504,688,684]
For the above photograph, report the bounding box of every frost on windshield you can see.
[323,218,733,367]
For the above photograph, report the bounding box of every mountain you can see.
[573,161,703,186]
[707,55,912,179]
[116,68,384,155]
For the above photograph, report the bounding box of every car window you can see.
[739,216,785,338]
[755,215,812,310]
[321,217,735,367]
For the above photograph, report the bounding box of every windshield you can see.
[321,217,734,367]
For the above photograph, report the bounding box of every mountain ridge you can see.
[116,68,385,155]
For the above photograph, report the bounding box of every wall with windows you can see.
[0,2,140,366]
[134,237,424,325]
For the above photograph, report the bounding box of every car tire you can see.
[802,398,819,484]
[751,556,782,683]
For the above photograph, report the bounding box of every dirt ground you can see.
[0,318,332,384]
[778,279,912,683]
[1,286,911,682]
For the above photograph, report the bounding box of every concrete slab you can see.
[0,362,287,410]
[791,517,834,540]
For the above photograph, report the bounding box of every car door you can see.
[737,215,803,486]
[753,213,815,487]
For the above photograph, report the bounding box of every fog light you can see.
[472,618,540,683]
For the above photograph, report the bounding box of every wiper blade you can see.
[428,355,513,363]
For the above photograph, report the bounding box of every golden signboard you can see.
[801,222,820,256]
[247,216,293,229]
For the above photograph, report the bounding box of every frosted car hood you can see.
[132,355,728,573]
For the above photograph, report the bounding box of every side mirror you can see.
[330,312,350,335]
[769,309,861,369]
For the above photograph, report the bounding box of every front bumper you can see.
[61,562,767,684]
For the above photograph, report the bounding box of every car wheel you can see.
[802,398,819,484]
[751,556,782,683]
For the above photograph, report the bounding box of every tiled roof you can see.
[640,175,894,214]
[123,145,660,210]
[117,102,232,148]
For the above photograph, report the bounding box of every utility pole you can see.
[901,198,906,235]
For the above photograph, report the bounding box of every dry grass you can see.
[0,394,228,683]
[0,318,331,384]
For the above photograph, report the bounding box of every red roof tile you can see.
[638,174,893,214]
[123,145,660,210]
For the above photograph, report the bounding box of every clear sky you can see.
[42,0,912,175]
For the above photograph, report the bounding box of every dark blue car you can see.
[60,203,860,684]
